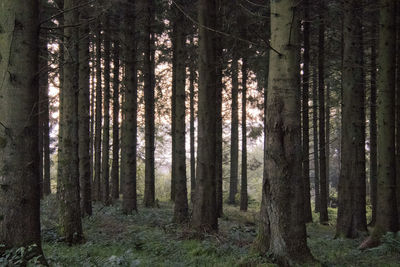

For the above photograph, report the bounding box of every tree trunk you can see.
[369,14,377,226]
[111,15,121,201]
[101,13,111,205]
[142,0,156,208]
[93,22,102,202]
[58,0,83,244]
[0,0,46,261]
[302,0,312,222]
[78,0,92,216]
[240,57,248,212]
[229,53,239,205]
[172,0,189,223]
[370,0,399,241]
[189,37,196,204]
[257,0,314,264]
[192,0,218,232]
[215,2,224,217]
[318,0,328,224]
[39,3,51,197]
[336,0,367,238]
[312,69,320,212]
[121,0,138,214]
[325,83,330,202]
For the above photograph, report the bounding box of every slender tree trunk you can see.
[122,0,138,214]
[39,3,51,197]
[93,23,102,202]
[369,15,377,226]
[215,2,224,217]
[58,0,83,244]
[192,0,218,232]
[325,83,330,201]
[318,0,328,224]
[142,0,156,207]
[189,38,196,204]
[312,69,320,212]
[257,0,314,264]
[336,0,367,238]
[370,0,399,241]
[396,0,400,227]
[171,20,177,202]
[101,14,111,205]
[78,0,92,216]
[302,0,312,222]
[172,0,189,223]
[111,15,121,201]
[229,53,239,205]
[0,0,46,261]
[240,56,248,212]
[89,39,95,204]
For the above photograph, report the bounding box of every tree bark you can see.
[93,22,102,202]
[336,0,367,238]
[318,0,328,224]
[302,0,312,222]
[257,0,314,264]
[142,0,156,208]
[369,15,377,226]
[229,52,239,205]
[215,1,224,217]
[189,37,196,204]
[192,0,218,232]
[240,56,248,212]
[111,15,121,201]
[370,0,399,241]
[101,13,111,205]
[78,0,92,216]
[57,0,83,244]
[0,0,46,261]
[312,69,320,212]
[172,0,189,223]
[121,0,138,214]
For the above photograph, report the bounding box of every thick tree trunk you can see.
[257,0,314,264]
[172,1,189,223]
[0,0,46,261]
[370,0,399,241]
[78,0,92,216]
[101,14,111,205]
[318,0,328,224]
[229,54,239,205]
[93,23,103,202]
[58,0,83,244]
[302,0,312,222]
[142,0,156,208]
[111,15,121,201]
[336,0,367,238]
[240,57,248,212]
[121,0,138,214]
[192,0,218,232]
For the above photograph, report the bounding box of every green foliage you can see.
[0,244,45,266]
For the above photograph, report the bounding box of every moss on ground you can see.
[38,196,400,267]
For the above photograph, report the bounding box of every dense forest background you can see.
[1,0,400,266]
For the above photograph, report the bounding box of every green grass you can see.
[37,196,400,266]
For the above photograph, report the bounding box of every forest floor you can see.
[40,196,400,267]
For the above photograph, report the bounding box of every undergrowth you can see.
[16,196,400,266]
